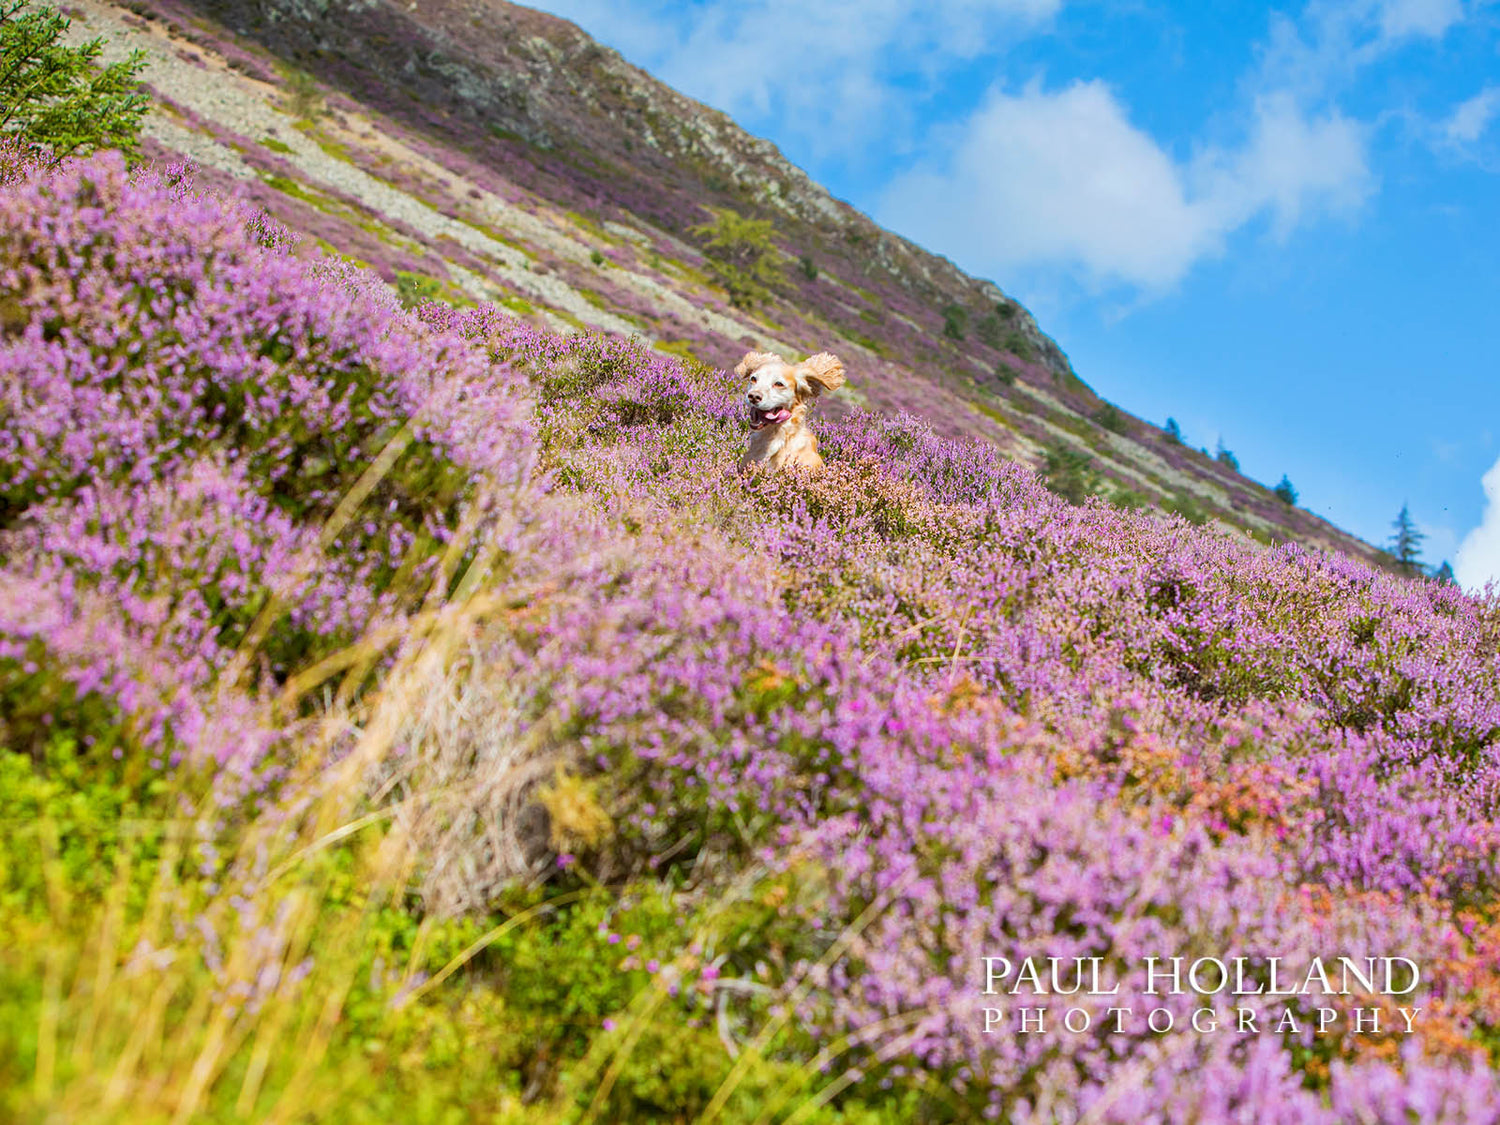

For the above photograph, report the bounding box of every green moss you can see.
[394,270,444,309]
[564,209,608,240]
[575,287,616,313]
[259,171,324,207]
[970,397,1016,432]
[653,338,708,366]
[832,323,890,357]
[486,123,525,143]
[294,120,354,163]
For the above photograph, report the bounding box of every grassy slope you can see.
[72,0,1392,568]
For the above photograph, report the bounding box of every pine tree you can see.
[1273,475,1298,505]
[1163,418,1182,444]
[0,1,148,161]
[1214,438,1239,472]
[1432,560,1456,586]
[688,207,783,307]
[1388,503,1425,574]
[1042,442,1099,505]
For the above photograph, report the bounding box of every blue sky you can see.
[530,0,1500,590]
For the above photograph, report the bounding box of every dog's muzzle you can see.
[748,405,791,431]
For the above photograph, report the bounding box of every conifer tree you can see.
[1388,503,1425,574]
[688,206,783,307]
[0,1,148,161]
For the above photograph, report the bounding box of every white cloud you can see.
[531,0,1061,150]
[878,81,1371,291]
[1253,0,1471,104]
[872,0,1486,294]
[1456,455,1500,593]
[1197,91,1372,238]
[1441,85,1500,146]
[1374,0,1466,41]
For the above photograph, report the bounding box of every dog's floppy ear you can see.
[795,352,845,396]
[734,350,782,378]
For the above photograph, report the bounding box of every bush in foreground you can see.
[0,1,149,161]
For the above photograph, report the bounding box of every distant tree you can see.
[1094,403,1128,435]
[1388,503,1425,574]
[1215,438,1240,472]
[1273,475,1298,505]
[977,300,1017,349]
[1003,329,1035,362]
[282,66,323,122]
[0,0,148,161]
[798,253,818,281]
[689,206,783,307]
[1042,442,1099,505]
[1165,491,1210,526]
[941,303,968,341]
[1163,418,1182,444]
[1432,559,1457,585]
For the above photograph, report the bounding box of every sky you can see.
[528,0,1500,591]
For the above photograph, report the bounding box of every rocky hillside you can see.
[76,0,1384,564]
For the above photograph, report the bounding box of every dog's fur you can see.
[735,350,845,472]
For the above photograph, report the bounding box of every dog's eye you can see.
[774,381,784,388]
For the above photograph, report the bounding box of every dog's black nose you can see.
[748,392,762,404]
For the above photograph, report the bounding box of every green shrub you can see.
[1042,442,1099,505]
[689,207,783,308]
[395,270,444,308]
[976,300,1017,348]
[1095,403,1128,434]
[1003,329,1035,362]
[0,1,148,160]
[282,66,323,121]
[941,304,967,341]
[1273,474,1298,505]
[1165,491,1210,525]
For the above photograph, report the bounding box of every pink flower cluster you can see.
[4,152,1500,1118]
[0,154,530,779]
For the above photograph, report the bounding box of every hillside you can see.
[3,150,1500,1120]
[65,0,1390,565]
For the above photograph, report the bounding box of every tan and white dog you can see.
[735,350,845,472]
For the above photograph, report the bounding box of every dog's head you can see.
[735,351,846,431]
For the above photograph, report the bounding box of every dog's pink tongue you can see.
[765,408,791,422]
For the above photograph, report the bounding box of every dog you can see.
[735,350,845,472]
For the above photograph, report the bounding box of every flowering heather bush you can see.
[5,154,1500,1121]
[0,153,531,776]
